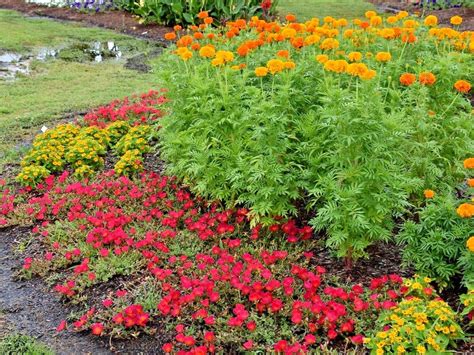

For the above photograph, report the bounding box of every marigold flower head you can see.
[164,32,176,41]
[320,38,339,50]
[419,72,436,86]
[361,69,376,80]
[464,158,474,169]
[198,11,209,19]
[400,73,416,86]
[316,54,329,63]
[324,59,348,73]
[424,189,435,199]
[204,17,214,25]
[348,52,362,62]
[173,25,182,32]
[277,50,289,58]
[424,15,438,27]
[346,63,368,77]
[370,16,383,27]
[467,178,474,187]
[454,80,471,94]
[403,19,418,28]
[286,13,296,22]
[387,16,398,24]
[375,52,392,62]
[284,61,296,70]
[457,203,474,218]
[199,45,216,58]
[255,67,269,77]
[266,59,285,74]
[467,236,474,252]
[450,16,462,25]
[397,11,409,19]
[365,10,376,19]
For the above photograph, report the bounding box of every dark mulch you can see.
[0,0,171,42]
[368,0,474,30]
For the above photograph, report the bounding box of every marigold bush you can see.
[158,12,474,259]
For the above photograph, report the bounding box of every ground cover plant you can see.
[159,10,474,268]
[0,6,473,355]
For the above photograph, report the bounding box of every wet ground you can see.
[0,226,111,354]
[0,39,162,81]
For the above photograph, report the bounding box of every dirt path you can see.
[0,226,111,354]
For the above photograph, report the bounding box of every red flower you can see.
[91,323,104,336]
[261,0,272,11]
[162,343,173,353]
[243,340,253,350]
[56,320,67,332]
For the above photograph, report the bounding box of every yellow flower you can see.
[348,51,362,62]
[316,54,329,63]
[255,67,269,77]
[450,16,462,25]
[416,345,426,354]
[396,345,406,354]
[266,59,285,74]
[320,38,339,50]
[424,15,438,27]
[375,52,391,62]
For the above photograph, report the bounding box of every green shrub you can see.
[116,0,279,26]
[158,15,473,260]
[398,192,474,287]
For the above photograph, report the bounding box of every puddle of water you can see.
[0,53,29,81]
[0,41,124,80]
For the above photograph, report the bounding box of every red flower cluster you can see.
[83,89,167,127]
[113,304,149,328]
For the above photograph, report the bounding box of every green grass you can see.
[0,10,161,170]
[0,10,142,53]
[277,0,375,20]
[0,334,54,355]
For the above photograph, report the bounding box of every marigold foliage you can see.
[158,12,474,258]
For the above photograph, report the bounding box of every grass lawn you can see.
[277,0,375,20]
[0,10,161,171]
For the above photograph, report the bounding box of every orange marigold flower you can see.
[284,61,296,70]
[346,63,368,77]
[387,16,398,24]
[255,67,269,77]
[237,44,250,57]
[457,203,474,218]
[199,45,216,58]
[397,11,409,19]
[266,59,285,74]
[450,16,462,25]
[467,236,474,252]
[348,52,362,62]
[360,69,376,80]
[198,11,209,19]
[464,158,474,169]
[286,13,296,22]
[277,50,290,58]
[204,17,214,25]
[424,15,438,27]
[173,25,182,32]
[454,80,471,94]
[419,72,436,86]
[375,52,392,62]
[370,16,383,27]
[316,54,329,63]
[193,32,204,40]
[164,32,177,41]
[467,178,474,187]
[400,73,416,86]
[365,10,376,19]
[176,35,193,47]
[320,38,339,50]
[424,189,435,199]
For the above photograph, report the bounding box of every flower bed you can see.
[1,8,473,355]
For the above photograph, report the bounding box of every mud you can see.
[0,226,111,354]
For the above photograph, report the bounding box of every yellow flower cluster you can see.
[16,165,50,187]
[460,289,474,326]
[17,120,151,186]
[115,125,151,155]
[367,277,464,355]
[211,50,234,66]
[114,149,144,176]
[322,59,376,80]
